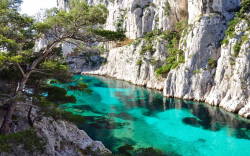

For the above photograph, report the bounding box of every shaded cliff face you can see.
[58,0,250,118]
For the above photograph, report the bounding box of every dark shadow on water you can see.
[61,75,250,155]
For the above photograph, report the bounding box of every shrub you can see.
[90,29,126,41]
[44,108,85,124]
[140,43,155,55]
[156,20,186,76]
[44,86,76,104]
[0,129,45,153]
[240,0,250,15]
[163,1,171,16]
[208,58,217,69]
[233,41,242,57]
[136,59,143,66]
[222,0,250,45]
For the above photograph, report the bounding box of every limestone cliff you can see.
[58,0,250,118]
[0,103,111,156]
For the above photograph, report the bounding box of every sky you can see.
[21,0,57,16]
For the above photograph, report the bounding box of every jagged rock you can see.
[164,14,226,101]
[83,39,167,90]
[0,104,111,156]
[34,117,111,156]
[205,19,250,118]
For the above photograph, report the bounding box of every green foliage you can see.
[140,43,155,55]
[223,17,241,43]
[232,35,248,58]
[163,1,171,16]
[41,60,68,71]
[136,59,142,66]
[68,82,93,94]
[144,29,162,40]
[233,41,242,57]
[115,10,126,32]
[0,53,7,66]
[221,38,229,45]
[44,0,108,29]
[156,49,184,76]
[132,39,141,46]
[90,29,126,41]
[222,0,250,45]
[33,22,52,34]
[38,97,84,124]
[43,86,76,104]
[44,108,85,124]
[0,1,35,53]
[156,20,187,76]
[138,29,162,56]
[239,0,250,15]
[208,58,217,69]
[0,129,45,153]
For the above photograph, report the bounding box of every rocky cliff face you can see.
[58,0,250,118]
[0,104,111,156]
[83,38,167,90]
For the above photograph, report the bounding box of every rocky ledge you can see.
[0,103,111,156]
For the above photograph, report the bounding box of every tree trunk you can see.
[27,106,33,127]
[0,77,28,134]
[0,39,60,135]
[0,101,16,134]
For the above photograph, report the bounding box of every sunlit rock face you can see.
[187,0,240,23]
[57,0,250,118]
[205,19,250,118]
[83,39,167,90]
[164,14,226,101]
[58,0,188,39]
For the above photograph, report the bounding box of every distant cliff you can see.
[58,0,250,118]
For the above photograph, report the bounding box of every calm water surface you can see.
[58,75,250,156]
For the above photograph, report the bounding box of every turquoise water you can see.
[58,75,250,156]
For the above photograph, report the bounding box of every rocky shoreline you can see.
[0,103,111,156]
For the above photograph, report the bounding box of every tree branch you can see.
[16,63,25,77]
[31,69,53,75]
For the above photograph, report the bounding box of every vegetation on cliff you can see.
[0,0,121,137]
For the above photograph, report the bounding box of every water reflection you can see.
[60,75,250,156]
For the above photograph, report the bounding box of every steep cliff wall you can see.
[58,0,250,118]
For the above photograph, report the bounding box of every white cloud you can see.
[21,0,57,16]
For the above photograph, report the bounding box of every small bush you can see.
[233,41,242,57]
[136,59,143,66]
[90,29,126,41]
[140,43,155,55]
[240,0,250,15]
[208,58,217,69]
[44,108,85,124]
[44,86,76,104]
[163,1,171,16]
[0,129,45,153]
